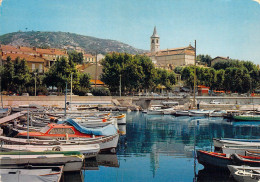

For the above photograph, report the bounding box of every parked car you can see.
[210,100,221,104]
[21,93,29,96]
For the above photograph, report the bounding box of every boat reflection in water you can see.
[82,112,260,182]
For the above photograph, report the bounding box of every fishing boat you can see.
[246,151,260,157]
[232,114,260,121]
[0,151,84,172]
[0,134,119,153]
[0,143,100,157]
[17,120,118,140]
[231,153,260,167]
[196,150,232,170]
[228,165,260,182]
[213,138,260,151]
[74,118,118,128]
[0,166,63,182]
[189,110,213,117]
[162,107,176,115]
[113,113,126,124]
[175,110,190,116]
[222,145,260,155]
[147,106,163,115]
[209,110,227,117]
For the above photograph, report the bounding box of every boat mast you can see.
[193,40,197,108]
[0,49,3,109]
[65,82,67,117]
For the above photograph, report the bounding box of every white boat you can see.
[113,114,126,125]
[228,165,260,182]
[147,106,163,115]
[0,166,63,182]
[0,153,84,172]
[222,145,260,155]
[162,108,176,115]
[0,143,100,158]
[213,138,260,149]
[175,110,190,116]
[0,133,119,154]
[189,110,213,117]
[74,118,118,128]
[209,110,227,117]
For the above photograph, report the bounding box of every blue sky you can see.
[0,0,260,64]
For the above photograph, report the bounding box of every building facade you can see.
[147,27,195,70]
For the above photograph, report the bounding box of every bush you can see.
[74,87,90,96]
[91,87,111,96]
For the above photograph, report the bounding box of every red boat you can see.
[17,123,102,140]
[231,153,260,167]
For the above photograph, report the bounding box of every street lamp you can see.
[34,72,37,96]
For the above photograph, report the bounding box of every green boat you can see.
[232,115,260,121]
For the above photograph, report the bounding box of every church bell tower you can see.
[150,26,160,53]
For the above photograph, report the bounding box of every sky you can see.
[0,0,260,64]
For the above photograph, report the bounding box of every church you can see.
[147,27,195,70]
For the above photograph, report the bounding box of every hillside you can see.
[0,31,147,55]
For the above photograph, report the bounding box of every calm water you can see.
[78,112,260,182]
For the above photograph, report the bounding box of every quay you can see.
[1,95,259,111]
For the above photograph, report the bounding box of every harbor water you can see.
[81,112,260,182]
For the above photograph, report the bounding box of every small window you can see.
[49,128,75,134]
[32,64,35,71]
[39,64,43,73]
[157,40,159,43]
[152,40,154,43]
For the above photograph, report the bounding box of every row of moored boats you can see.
[197,138,260,182]
[0,108,126,182]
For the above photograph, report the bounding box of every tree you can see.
[43,56,80,93]
[13,58,31,93]
[196,55,212,66]
[79,73,91,90]
[2,56,14,91]
[68,50,84,64]
[100,53,155,94]
[215,69,225,90]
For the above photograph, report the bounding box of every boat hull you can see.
[197,150,232,170]
[0,154,83,172]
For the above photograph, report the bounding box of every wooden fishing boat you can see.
[175,110,190,116]
[213,138,260,151]
[222,145,260,155]
[209,110,227,117]
[17,121,118,140]
[246,151,260,157]
[228,165,260,182]
[0,165,63,182]
[147,106,163,115]
[0,143,100,158]
[231,153,260,167]
[196,150,232,170]
[0,134,119,153]
[189,110,213,117]
[113,113,126,124]
[0,151,84,172]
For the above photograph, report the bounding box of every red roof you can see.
[90,79,104,85]
[2,53,45,63]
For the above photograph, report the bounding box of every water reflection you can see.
[83,112,260,182]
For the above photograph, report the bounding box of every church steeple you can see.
[150,26,160,53]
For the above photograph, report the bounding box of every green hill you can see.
[0,31,147,55]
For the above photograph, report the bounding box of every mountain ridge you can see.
[0,31,147,55]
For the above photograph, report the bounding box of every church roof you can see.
[151,26,159,38]
[146,45,195,57]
